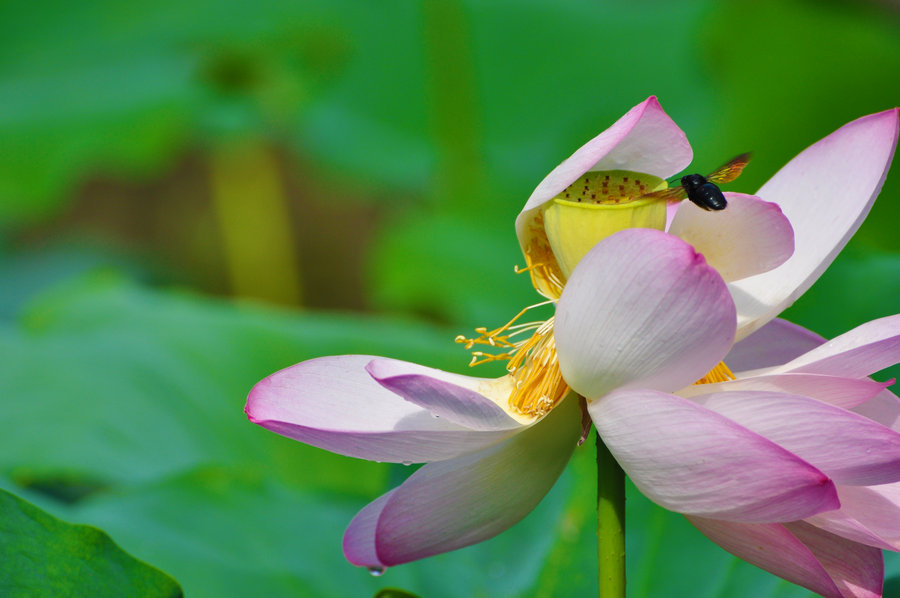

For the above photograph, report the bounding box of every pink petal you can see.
[342,396,581,567]
[589,388,838,522]
[679,373,889,410]
[340,491,393,569]
[519,96,692,215]
[783,522,884,598]
[775,314,900,378]
[730,108,899,340]
[668,193,794,282]
[365,359,521,431]
[555,229,735,400]
[689,517,883,598]
[691,390,900,485]
[664,201,679,231]
[807,483,900,551]
[246,355,517,463]
[725,318,825,373]
[687,516,843,598]
[854,389,900,430]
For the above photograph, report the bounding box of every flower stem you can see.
[596,430,626,598]
[209,140,303,306]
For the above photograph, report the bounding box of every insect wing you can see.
[705,152,752,185]
[639,185,687,203]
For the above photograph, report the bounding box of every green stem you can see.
[209,140,303,306]
[596,430,626,598]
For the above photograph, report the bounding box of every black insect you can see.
[642,153,752,211]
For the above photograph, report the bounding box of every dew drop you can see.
[401,460,413,466]
[367,566,386,577]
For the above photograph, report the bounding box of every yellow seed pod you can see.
[541,170,668,278]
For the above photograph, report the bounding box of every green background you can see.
[1,0,899,595]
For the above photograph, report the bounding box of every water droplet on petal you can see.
[367,566,386,577]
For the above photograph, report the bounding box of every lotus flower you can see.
[245,97,899,593]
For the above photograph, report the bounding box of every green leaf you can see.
[0,488,181,598]
[374,589,421,598]
[65,464,572,598]
[0,243,146,321]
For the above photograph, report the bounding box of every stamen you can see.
[520,211,566,300]
[454,301,551,352]
[457,309,569,418]
[693,361,736,385]
[455,301,552,350]
[513,262,544,275]
[506,323,569,417]
[505,322,544,339]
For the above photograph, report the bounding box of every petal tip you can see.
[852,106,899,152]
[244,381,267,421]
[342,492,393,568]
[363,358,382,380]
[689,246,707,266]
[817,478,841,513]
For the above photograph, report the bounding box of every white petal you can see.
[854,388,900,431]
[773,314,900,378]
[343,396,581,567]
[688,517,842,598]
[678,373,888,410]
[669,193,794,282]
[783,522,883,598]
[555,229,735,399]
[246,355,517,463]
[807,483,900,552]
[730,108,899,340]
[692,390,900,485]
[591,388,837,522]
[366,358,523,430]
[725,318,825,373]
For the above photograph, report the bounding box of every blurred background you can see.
[2,0,899,596]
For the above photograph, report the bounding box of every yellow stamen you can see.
[520,210,566,300]
[693,361,736,385]
[506,321,569,417]
[456,305,568,418]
